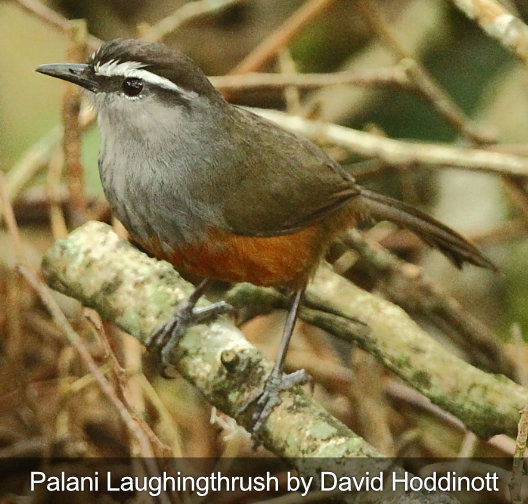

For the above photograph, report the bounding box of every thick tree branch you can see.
[42,221,528,444]
[41,221,380,459]
[41,221,464,504]
[225,268,526,440]
[303,265,526,439]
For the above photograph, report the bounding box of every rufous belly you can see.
[138,224,328,289]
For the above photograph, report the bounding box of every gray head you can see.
[36,39,225,137]
[36,38,222,99]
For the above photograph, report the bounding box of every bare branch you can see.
[63,20,89,227]
[12,0,101,50]
[210,67,411,92]
[451,0,528,65]
[41,221,382,459]
[249,107,528,176]
[230,0,339,75]
[140,0,243,42]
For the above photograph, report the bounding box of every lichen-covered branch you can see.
[41,221,462,504]
[305,266,527,439]
[41,221,379,459]
[139,0,243,42]
[42,219,528,445]
[225,268,527,440]
[340,229,514,377]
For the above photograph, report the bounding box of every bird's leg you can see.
[146,278,232,369]
[248,288,311,433]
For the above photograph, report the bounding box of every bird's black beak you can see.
[35,63,99,93]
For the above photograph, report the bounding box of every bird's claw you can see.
[146,300,233,374]
[240,368,311,437]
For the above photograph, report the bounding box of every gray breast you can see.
[97,134,212,250]
[94,95,232,249]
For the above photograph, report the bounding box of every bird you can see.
[36,38,495,431]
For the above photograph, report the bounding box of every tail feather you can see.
[359,189,496,271]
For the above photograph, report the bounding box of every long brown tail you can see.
[358,189,496,270]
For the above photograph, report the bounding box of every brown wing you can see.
[217,106,359,237]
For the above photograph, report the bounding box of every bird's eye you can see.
[122,77,143,97]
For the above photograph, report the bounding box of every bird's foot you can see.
[241,368,311,436]
[146,298,233,375]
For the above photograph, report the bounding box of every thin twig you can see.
[385,379,466,432]
[83,310,173,457]
[1,175,171,485]
[2,235,152,457]
[210,66,410,92]
[139,0,242,42]
[474,219,527,245]
[46,149,68,239]
[351,352,394,455]
[0,173,27,265]
[359,0,494,145]
[17,265,169,456]
[230,0,339,75]
[5,106,96,204]
[4,269,25,376]
[83,310,129,396]
[5,128,61,203]
[402,59,496,144]
[18,264,172,502]
[510,405,528,503]
[63,20,89,227]
[12,0,101,50]
[278,49,302,116]
[137,374,186,457]
[249,107,528,176]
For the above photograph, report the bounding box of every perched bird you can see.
[36,39,494,430]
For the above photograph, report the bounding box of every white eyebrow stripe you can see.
[94,59,146,77]
[94,59,198,98]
